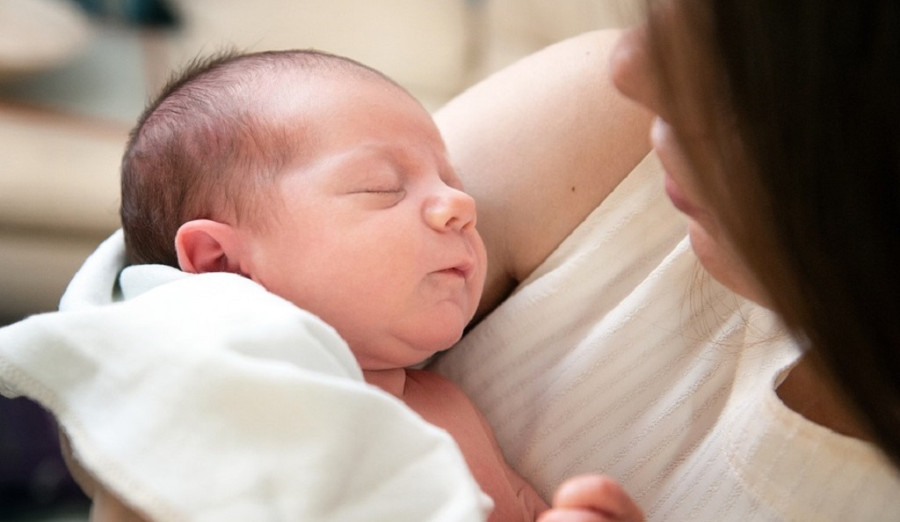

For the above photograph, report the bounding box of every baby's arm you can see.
[399,372,642,522]
[400,369,548,521]
[538,475,644,522]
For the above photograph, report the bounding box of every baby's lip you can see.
[438,259,474,280]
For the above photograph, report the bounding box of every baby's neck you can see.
[363,368,409,398]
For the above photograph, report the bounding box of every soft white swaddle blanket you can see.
[0,231,490,521]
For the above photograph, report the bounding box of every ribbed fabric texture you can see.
[433,152,900,521]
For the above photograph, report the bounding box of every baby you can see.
[110,48,635,521]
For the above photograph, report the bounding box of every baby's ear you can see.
[175,219,245,275]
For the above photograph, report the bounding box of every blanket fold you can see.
[0,231,489,521]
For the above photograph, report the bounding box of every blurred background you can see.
[0,0,643,519]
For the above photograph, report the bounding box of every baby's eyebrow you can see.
[327,151,403,186]
[344,140,451,184]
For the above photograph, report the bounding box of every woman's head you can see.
[613,0,899,462]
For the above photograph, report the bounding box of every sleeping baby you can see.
[48,48,640,521]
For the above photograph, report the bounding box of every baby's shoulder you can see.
[401,369,484,425]
[403,369,470,400]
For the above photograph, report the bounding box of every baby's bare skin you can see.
[365,368,549,522]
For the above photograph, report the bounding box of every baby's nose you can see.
[424,186,477,232]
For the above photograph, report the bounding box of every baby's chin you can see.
[403,334,464,369]
[352,334,462,371]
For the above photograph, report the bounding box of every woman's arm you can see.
[435,29,652,319]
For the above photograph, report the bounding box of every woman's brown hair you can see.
[649,0,899,464]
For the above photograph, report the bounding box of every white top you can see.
[433,152,900,521]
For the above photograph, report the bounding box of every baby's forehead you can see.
[247,68,410,122]
[235,63,439,168]
[263,57,400,90]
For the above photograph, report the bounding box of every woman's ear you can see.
[175,219,245,274]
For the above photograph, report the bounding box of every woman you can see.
[434,1,899,521]
[611,0,900,464]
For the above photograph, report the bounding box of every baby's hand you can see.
[536,474,644,522]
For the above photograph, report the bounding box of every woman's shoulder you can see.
[435,30,654,319]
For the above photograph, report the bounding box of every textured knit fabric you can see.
[433,152,900,521]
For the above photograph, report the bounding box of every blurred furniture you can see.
[0,0,643,320]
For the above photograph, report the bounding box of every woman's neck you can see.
[776,355,872,442]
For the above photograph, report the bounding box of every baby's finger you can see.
[552,474,644,521]
[537,507,619,522]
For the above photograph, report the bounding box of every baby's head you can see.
[122,49,399,267]
[121,49,487,368]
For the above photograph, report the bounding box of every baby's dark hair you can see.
[120,48,402,267]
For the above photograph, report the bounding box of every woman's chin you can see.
[688,221,768,306]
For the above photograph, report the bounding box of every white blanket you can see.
[0,231,490,521]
